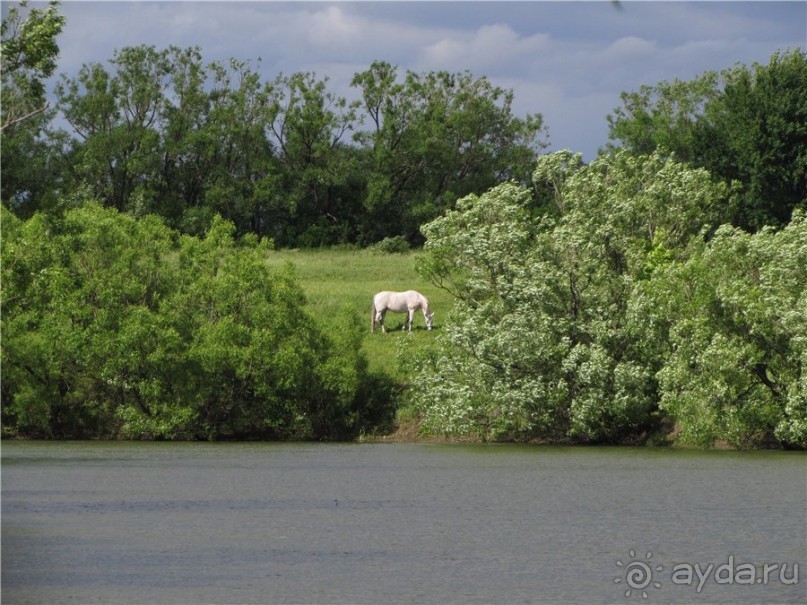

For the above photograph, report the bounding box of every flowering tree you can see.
[413,150,734,444]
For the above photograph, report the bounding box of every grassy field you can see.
[264,248,453,381]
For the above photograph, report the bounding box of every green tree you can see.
[1,202,178,437]
[606,72,719,161]
[1,1,66,213]
[144,45,216,230]
[266,71,363,246]
[55,45,171,213]
[191,57,278,237]
[352,61,547,244]
[697,50,807,229]
[1,202,375,440]
[1,0,65,131]
[607,50,807,230]
[53,47,285,238]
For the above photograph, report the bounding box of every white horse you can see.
[371,290,434,333]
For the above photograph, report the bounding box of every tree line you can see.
[606,49,806,232]
[2,37,545,246]
[4,1,802,245]
[0,2,807,247]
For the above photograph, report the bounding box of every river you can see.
[2,442,805,604]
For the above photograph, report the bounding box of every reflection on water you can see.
[3,442,805,604]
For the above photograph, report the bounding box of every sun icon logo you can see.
[615,550,663,599]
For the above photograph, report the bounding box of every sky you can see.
[25,1,807,159]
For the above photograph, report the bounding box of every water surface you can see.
[2,442,805,604]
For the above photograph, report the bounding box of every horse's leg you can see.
[380,310,387,334]
[405,309,414,332]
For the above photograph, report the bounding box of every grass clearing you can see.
[264,248,453,380]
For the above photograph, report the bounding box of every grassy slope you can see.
[264,248,453,381]
[265,249,679,445]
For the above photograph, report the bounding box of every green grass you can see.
[264,248,453,380]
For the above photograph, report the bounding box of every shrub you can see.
[1,203,376,440]
[370,235,411,254]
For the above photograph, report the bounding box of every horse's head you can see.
[425,310,435,331]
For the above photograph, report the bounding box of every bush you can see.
[369,235,411,254]
[1,203,378,440]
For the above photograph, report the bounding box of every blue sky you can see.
[31,1,807,159]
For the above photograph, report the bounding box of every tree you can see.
[697,50,807,229]
[606,72,719,160]
[266,71,363,246]
[607,50,807,230]
[655,213,807,448]
[1,202,376,440]
[1,202,178,437]
[1,1,65,213]
[55,45,171,213]
[1,0,65,132]
[53,47,286,238]
[352,61,547,244]
[154,46,212,229]
[190,57,278,237]
[413,150,729,443]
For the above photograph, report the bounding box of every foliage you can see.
[607,49,807,231]
[351,61,547,243]
[1,203,382,440]
[606,72,720,160]
[655,213,807,448]
[266,71,363,246]
[369,236,411,254]
[2,21,802,448]
[0,1,66,213]
[4,44,545,248]
[411,149,806,447]
[698,50,807,229]
[1,0,65,132]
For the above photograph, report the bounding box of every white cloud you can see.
[605,36,658,59]
[420,24,549,73]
